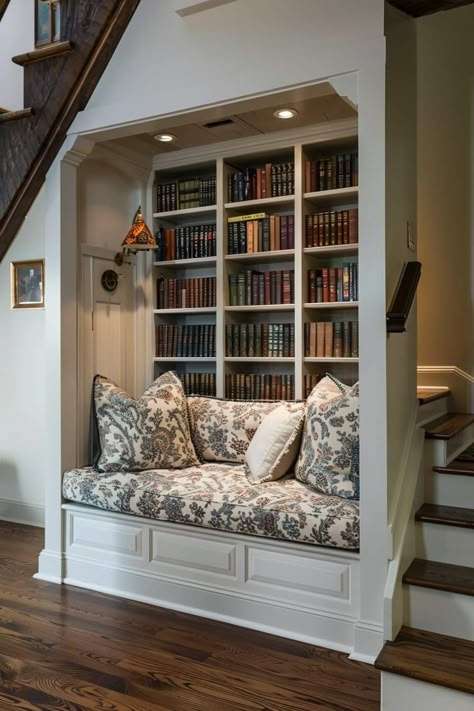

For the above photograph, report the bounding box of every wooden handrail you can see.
[0,0,11,23]
[386,261,421,333]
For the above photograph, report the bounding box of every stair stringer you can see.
[384,416,425,640]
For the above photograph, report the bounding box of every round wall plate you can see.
[101,269,119,292]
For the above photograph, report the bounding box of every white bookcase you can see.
[151,121,359,399]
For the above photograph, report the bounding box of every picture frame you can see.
[11,259,45,309]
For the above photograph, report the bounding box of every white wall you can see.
[0,186,46,526]
[417,4,474,406]
[0,0,35,111]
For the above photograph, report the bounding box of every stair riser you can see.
[381,672,474,711]
[425,470,474,508]
[417,397,448,427]
[404,586,474,641]
[416,522,474,567]
[432,424,474,467]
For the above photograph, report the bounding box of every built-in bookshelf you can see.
[151,124,359,398]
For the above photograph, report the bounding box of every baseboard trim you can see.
[0,498,44,527]
[417,365,474,385]
[351,619,384,663]
[34,549,65,583]
[417,366,474,411]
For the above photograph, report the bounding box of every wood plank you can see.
[375,626,474,695]
[0,521,380,710]
[12,41,74,66]
[424,412,474,440]
[0,108,33,124]
[0,0,141,262]
[403,558,474,596]
[415,503,474,528]
[417,387,449,405]
[434,460,474,476]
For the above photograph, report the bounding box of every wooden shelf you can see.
[154,256,216,268]
[225,357,295,363]
[154,307,217,315]
[304,302,359,309]
[304,357,359,364]
[304,186,358,205]
[225,250,294,264]
[304,244,358,256]
[225,195,294,211]
[225,304,294,312]
[154,357,216,362]
[153,205,216,221]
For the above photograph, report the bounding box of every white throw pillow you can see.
[244,404,305,483]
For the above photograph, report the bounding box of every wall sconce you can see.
[114,206,158,266]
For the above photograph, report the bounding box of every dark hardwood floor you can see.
[0,521,380,710]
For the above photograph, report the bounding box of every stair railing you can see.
[386,261,421,333]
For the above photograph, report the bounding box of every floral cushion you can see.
[295,375,348,484]
[187,396,302,463]
[298,383,359,500]
[94,371,198,473]
[63,462,359,549]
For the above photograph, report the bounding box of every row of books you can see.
[307,264,358,303]
[225,373,295,401]
[157,277,216,310]
[156,325,216,358]
[305,152,358,193]
[305,209,358,248]
[227,213,295,254]
[304,374,322,399]
[156,177,216,212]
[228,162,294,202]
[177,372,216,397]
[228,270,294,306]
[156,224,216,262]
[304,321,358,358]
[226,323,294,359]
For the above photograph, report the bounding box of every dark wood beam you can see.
[389,0,474,17]
[0,0,141,262]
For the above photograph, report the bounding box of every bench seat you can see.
[62,462,359,550]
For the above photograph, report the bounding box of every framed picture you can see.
[11,259,45,309]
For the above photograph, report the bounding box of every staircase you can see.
[376,388,474,710]
[0,0,140,262]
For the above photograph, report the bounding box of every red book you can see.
[349,208,358,244]
[322,268,329,303]
[328,268,337,302]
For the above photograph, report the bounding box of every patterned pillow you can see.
[299,383,359,500]
[94,371,199,472]
[187,396,302,463]
[295,375,348,483]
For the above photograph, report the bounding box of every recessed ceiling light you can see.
[274,109,298,120]
[155,133,176,143]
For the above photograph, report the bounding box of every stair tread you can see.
[434,442,474,475]
[424,412,474,440]
[0,108,33,124]
[416,503,474,528]
[12,40,73,66]
[417,387,450,405]
[403,558,474,596]
[375,626,474,695]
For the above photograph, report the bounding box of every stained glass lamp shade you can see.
[121,207,158,253]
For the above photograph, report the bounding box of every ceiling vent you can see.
[202,118,235,129]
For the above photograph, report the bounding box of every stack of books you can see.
[178,372,216,396]
[304,321,358,358]
[305,151,358,192]
[307,264,358,303]
[156,176,216,212]
[228,162,294,202]
[156,325,216,358]
[225,373,294,400]
[156,277,216,309]
[305,208,358,247]
[229,269,294,306]
[226,323,294,358]
[228,213,294,254]
[157,224,216,261]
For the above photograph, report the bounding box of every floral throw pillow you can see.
[300,383,359,500]
[187,396,302,463]
[295,375,348,484]
[94,371,199,472]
